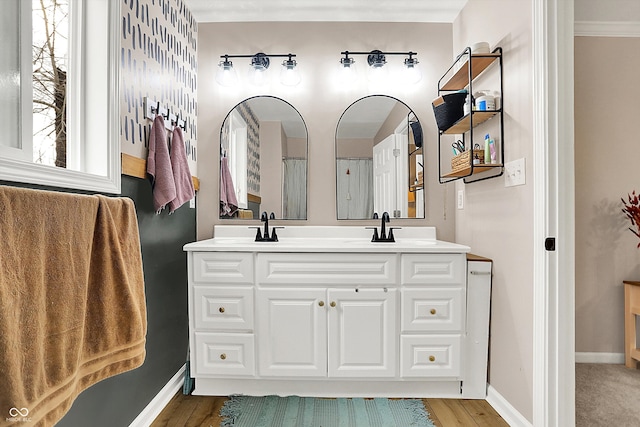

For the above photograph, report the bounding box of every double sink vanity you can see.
[184,224,492,399]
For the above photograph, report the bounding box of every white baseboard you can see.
[129,364,186,427]
[575,352,625,364]
[486,385,532,427]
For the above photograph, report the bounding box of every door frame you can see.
[532,0,575,426]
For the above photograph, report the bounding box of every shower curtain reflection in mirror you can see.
[282,158,307,219]
[337,158,374,219]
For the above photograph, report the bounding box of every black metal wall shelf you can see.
[437,47,504,184]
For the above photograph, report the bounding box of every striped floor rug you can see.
[220,395,435,427]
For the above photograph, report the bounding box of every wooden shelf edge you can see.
[121,153,200,191]
[441,53,501,91]
[442,164,503,178]
[442,111,500,135]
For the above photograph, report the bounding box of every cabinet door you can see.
[327,288,397,377]
[257,288,327,377]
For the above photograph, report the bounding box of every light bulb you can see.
[403,57,422,84]
[367,50,387,83]
[368,64,388,83]
[339,56,357,85]
[215,59,237,87]
[249,53,270,86]
[280,58,301,86]
[249,66,269,86]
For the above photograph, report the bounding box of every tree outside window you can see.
[32,0,68,168]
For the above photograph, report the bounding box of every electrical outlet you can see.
[189,197,196,209]
[504,158,526,187]
[457,189,464,209]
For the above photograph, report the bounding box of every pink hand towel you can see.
[168,127,195,213]
[220,156,238,216]
[146,114,176,213]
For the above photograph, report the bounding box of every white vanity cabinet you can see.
[184,227,491,399]
[255,253,397,379]
[257,287,397,378]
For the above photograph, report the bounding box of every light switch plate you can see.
[189,197,196,209]
[504,158,526,187]
[457,189,464,209]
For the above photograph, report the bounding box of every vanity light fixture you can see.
[216,52,300,87]
[339,50,421,84]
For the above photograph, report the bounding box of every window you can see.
[0,0,120,193]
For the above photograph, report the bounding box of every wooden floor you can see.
[151,392,509,427]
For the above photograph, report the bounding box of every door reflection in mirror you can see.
[335,95,424,220]
[219,96,308,220]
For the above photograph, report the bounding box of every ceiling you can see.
[184,0,468,24]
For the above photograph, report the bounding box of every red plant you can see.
[622,191,640,248]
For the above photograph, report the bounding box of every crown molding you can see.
[575,20,640,37]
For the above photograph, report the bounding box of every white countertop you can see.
[183,226,470,254]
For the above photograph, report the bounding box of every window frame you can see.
[0,0,121,194]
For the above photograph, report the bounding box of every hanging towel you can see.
[146,114,176,213]
[168,126,195,214]
[220,156,239,216]
[0,186,146,427]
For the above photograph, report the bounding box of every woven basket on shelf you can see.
[432,92,467,131]
[451,150,484,173]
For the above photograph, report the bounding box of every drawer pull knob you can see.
[219,307,225,313]
[319,301,325,307]
[429,355,436,362]
[220,353,227,360]
[330,301,336,308]
[430,308,437,315]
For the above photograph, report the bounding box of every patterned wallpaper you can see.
[120,0,198,173]
[220,102,261,196]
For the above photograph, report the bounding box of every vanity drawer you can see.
[256,253,397,285]
[194,332,255,377]
[191,252,254,284]
[401,288,464,332]
[194,286,254,331]
[401,254,465,286]
[400,335,461,378]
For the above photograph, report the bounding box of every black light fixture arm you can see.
[340,50,417,57]
[219,53,297,60]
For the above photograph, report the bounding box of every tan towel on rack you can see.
[0,186,146,427]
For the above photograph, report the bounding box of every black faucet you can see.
[251,211,282,242]
[368,211,400,242]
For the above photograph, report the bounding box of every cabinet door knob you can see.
[330,301,336,308]
[219,307,225,313]
[220,353,227,360]
[318,301,325,307]
[429,355,436,362]
[430,308,437,315]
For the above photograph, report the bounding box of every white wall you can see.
[196,22,456,239]
[453,0,534,422]
[574,36,640,354]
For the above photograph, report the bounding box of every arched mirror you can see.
[335,95,424,220]
[220,96,308,220]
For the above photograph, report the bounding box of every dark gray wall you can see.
[1,176,195,426]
